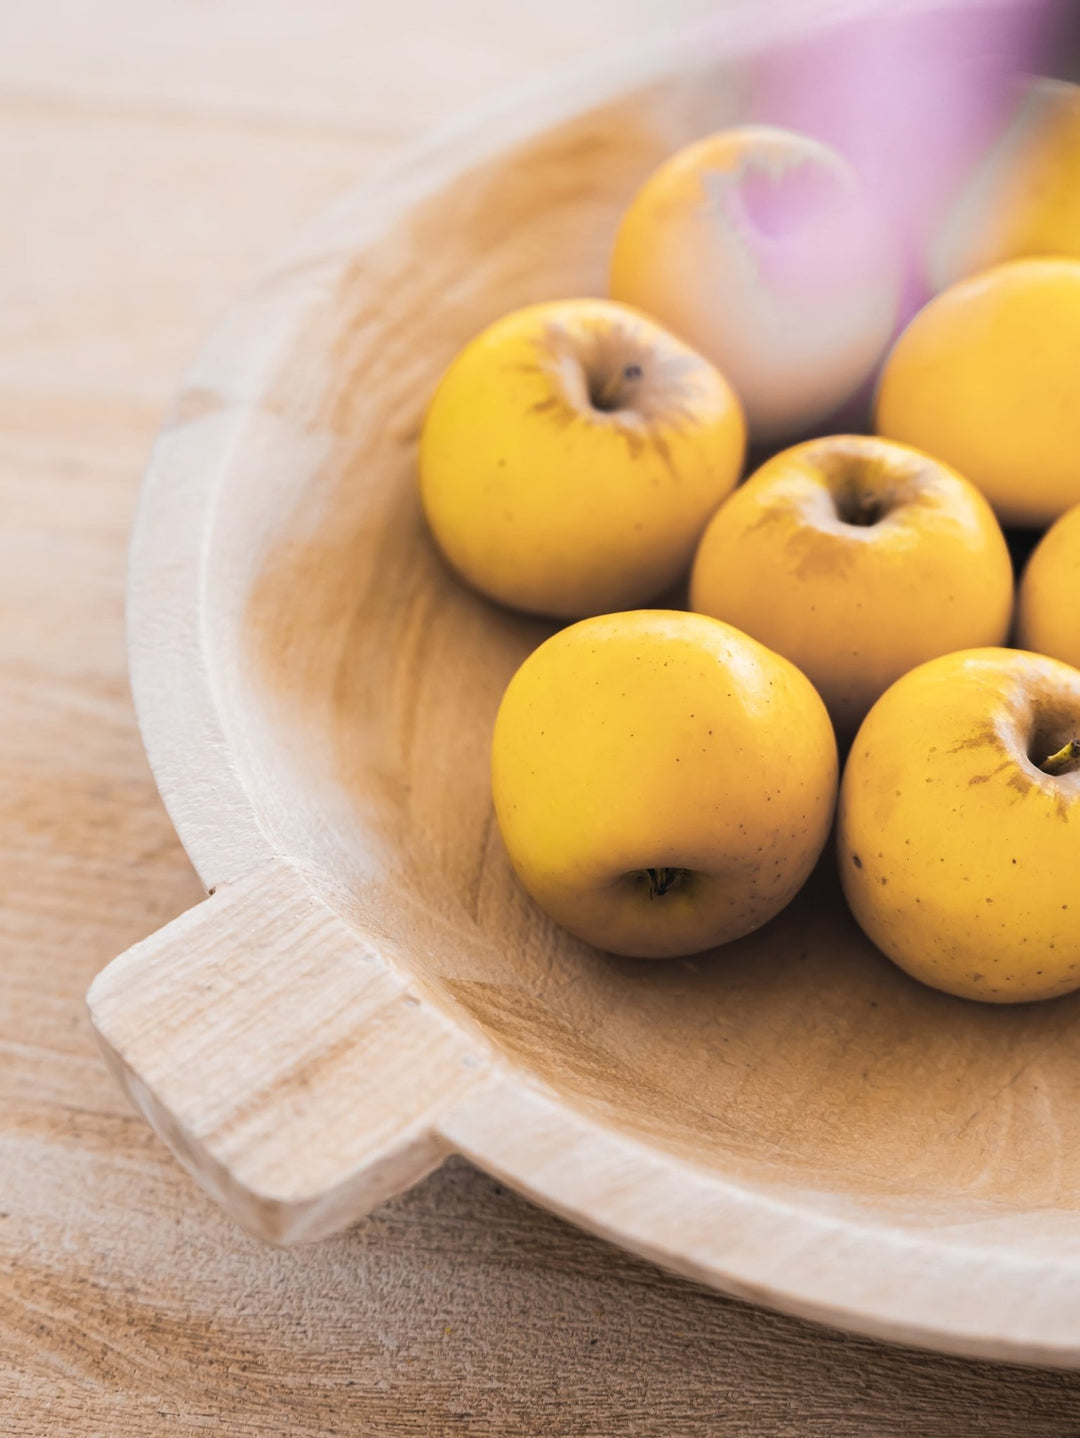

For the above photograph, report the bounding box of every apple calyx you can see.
[590,362,645,413]
[1040,738,1080,777]
[645,866,689,898]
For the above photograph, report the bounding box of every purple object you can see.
[751,0,1064,321]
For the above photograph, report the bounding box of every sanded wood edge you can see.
[87,860,493,1244]
[441,1080,1080,1368]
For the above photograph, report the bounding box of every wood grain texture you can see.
[6,0,1080,1431]
[89,861,490,1243]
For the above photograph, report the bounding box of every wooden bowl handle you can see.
[87,860,490,1244]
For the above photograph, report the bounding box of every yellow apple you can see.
[875,257,1080,527]
[419,298,745,619]
[931,78,1080,290]
[838,648,1080,1003]
[609,125,900,443]
[1017,502,1080,670]
[491,610,838,958]
[688,435,1013,735]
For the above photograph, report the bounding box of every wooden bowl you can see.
[88,9,1080,1366]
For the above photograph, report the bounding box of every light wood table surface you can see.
[4,3,1080,1432]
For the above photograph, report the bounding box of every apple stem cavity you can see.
[1040,738,1080,776]
[590,362,644,414]
[645,866,689,898]
[835,487,884,527]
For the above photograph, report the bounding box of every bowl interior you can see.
[200,54,1080,1233]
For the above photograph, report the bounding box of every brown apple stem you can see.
[1040,738,1080,776]
[853,493,882,525]
[838,489,883,526]
[591,363,643,412]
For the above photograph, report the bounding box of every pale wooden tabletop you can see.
[4,2,1080,1432]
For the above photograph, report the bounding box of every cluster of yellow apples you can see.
[419,98,1080,1006]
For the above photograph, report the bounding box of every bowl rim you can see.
[125,0,1080,1366]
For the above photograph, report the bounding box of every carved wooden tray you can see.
[88,6,1080,1366]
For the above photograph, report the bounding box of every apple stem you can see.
[853,493,881,525]
[591,363,643,413]
[1040,738,1080,776]
[836,488,883,527]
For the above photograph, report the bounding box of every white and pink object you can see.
[610,124,901,443]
